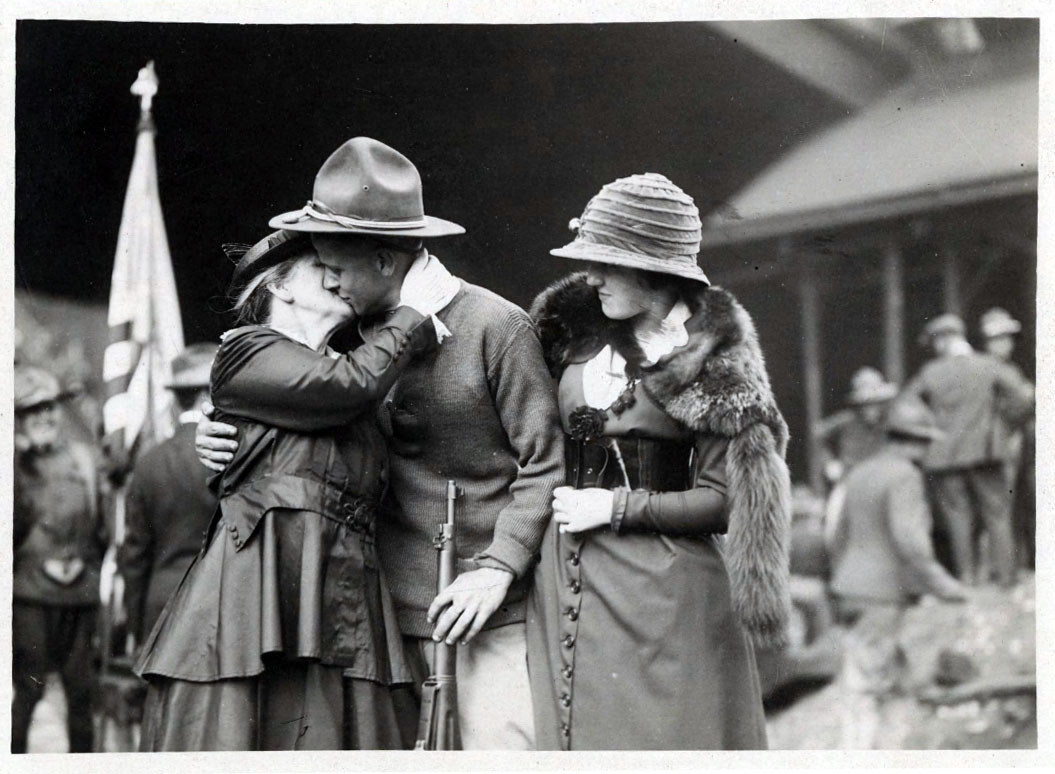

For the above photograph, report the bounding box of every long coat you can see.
[136,308,435,683]
[526,274,792,750]
[120,422,218,642]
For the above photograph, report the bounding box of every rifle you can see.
[414,480,463,750]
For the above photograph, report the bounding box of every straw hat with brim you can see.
[224,230,313,291]
[847,366,898,406]
[165,343,219,390]
[269,137,465,238]
[550,173,710,284]
[886,397,945,442]
[917,313,966,347]
[979,307,1022,339]
[15,365,63,412]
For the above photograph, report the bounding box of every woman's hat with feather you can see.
[222,230,312,293]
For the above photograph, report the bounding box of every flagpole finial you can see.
[131,61,158,117]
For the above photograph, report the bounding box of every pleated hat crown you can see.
[551,173,709,283]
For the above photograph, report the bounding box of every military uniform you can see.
[903,347,1034,585]
[13,438,106,753]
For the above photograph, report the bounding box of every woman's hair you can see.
[229,256,302,326]
[639,268,699,305]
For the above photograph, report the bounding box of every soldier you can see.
[978,308,1035,570]
[904,314,1033,587]
[813,367,898,549]
[828,397,966,749]
[12,365,107,753]
[118,344,219,647]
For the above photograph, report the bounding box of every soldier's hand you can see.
[195,401,239,473]
[427,567,514,646]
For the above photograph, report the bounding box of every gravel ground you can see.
[766,573,1036,749]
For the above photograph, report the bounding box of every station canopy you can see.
[700,70,1038,248]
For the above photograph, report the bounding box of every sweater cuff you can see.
[474,535,535,579]
[610,486,630,534]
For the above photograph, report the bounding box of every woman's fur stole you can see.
[531,272,792,649]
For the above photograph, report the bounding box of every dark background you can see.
[15,20,845,344]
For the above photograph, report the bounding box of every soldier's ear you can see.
[374,249,397,277]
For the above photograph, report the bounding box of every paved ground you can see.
[25,674,68,753]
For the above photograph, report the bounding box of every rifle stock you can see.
[414,480,463,750]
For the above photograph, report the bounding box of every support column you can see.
[942,244,963,316]
[798,254,825,493]
[882,240,906,386]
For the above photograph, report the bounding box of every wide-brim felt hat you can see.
[270,137,465,238]
[165,342,219,390]
[550,173,710,284]
[224,230,313,291]
[846,366,898,406]
[979,307,1022,339]
[917,313,966,347]
[15,364,63,412]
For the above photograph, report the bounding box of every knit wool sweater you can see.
[372,280,565,638]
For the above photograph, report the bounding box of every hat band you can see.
[304,200,426,231]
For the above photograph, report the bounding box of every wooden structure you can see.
[698,57,1038,487]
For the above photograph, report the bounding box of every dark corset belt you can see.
[565,436,694,492]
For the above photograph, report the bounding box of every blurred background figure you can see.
[12,365,107,753]
[828,397,966,749]
[118,343,219,650]
[813,367,898,548]
[904,314,1033,587]
[978,308,1035,571]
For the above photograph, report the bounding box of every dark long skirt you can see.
[140,661,408,751]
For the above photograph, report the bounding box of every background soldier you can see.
[978,307,1035,570]
[904,314,1033,587]
[828,397,966,749]
[12,365,107,753]
[118,343,219,647]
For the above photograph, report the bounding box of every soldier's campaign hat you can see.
[550,173,710,284]
[979,307,1022,339]
[846,367,898,406]
[165,343,219,391]
[886,397,945,442]
[270,137,465,238]
[15,364,63,412]
[917,313,966,347]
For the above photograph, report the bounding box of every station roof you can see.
[701,69,1038,248]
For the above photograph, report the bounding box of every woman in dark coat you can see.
[135,230,439,750]
[526,173,792,750]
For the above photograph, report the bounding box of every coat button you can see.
[562,635,575,649]
[562,665,573,679]
[568,552,580,566]
[569,580,581,594]
[565,608,579,621]
[561,723,570,737]
[560,693,571,708]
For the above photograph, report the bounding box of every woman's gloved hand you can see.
[552,486,613,534]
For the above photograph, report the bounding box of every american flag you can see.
[102,61,184,473]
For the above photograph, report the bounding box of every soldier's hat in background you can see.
[979,307,1022,339]
[846,367,898,406]
[917,313,966,347]
[886,396,945,442]
[269,137,465,238]
[15,364,63,412]
[550,173,710,284]
[165,343,219,391]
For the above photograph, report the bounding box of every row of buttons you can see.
[556,533,584,749]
